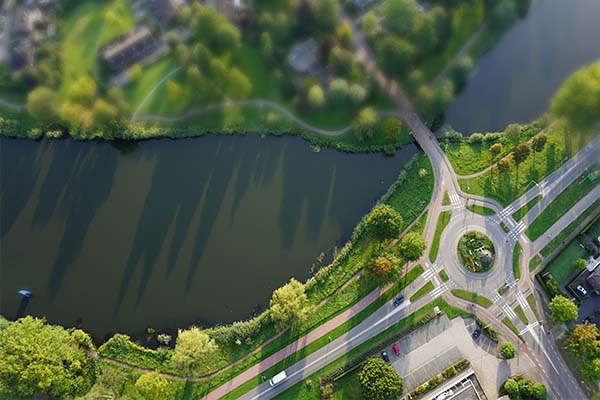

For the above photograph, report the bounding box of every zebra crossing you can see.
[449,193,463,210]
[516,291,530,311]
[422,263,441,281]
[430,283,449,299]
[508,221,527,242]
[502,304,517,320]
[519,321,540,336]
[497,205,514,221]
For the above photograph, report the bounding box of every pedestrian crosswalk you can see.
[422,263,441,281]
[502,304,517,320]
[519,321,539,336]
[449,193,463,210]
[516,291,529,310]
[430,283,449,299]
[498,205,514,220]
[508,221,527,242]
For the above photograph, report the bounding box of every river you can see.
[445,0,600,134]
[0,135,416,339]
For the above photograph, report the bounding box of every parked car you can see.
[381,350,390,362]
[472,328,481,339]
[577,285,588,296]
[392,344,401,356]
[436,389,454,400]
[393,295,404,306]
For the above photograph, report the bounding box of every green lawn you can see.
[502,317,520,339]
[443,191,451,205]
[525,173,599,240]
[429,211,451,262]
[459,125,592,206]
[466,204,495,216]
[527,294,540,321]
[512,242,522,279]
[58,0,132,100]
[514,305,529,325]
[544,240,587,285]
[450,289,492,308]
[439,269,449,282]
[529,255,541,271]
[410,281,435,302]
[409,211,429,235]
[512,195,541,221]
[420,0,485,79]
[541,198,600,257]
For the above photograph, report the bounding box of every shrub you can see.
[499,341,516,359]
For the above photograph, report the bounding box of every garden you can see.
[457,231,495,273]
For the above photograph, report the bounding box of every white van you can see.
[269,371,287,387]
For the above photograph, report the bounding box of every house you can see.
[101,26,158,72]
[586,264,600,292]
[10,43,34,72]
[287,38,319,74]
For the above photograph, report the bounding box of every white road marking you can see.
[502,304,517,320]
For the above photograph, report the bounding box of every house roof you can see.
[144,0,180,24]
[102,26,154,62]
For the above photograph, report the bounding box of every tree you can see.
[383,0,418,35]
[328,46,354,76]
[499,342,516,359]
[565,323,600,359]
[358,357,404,400]
[349,83,368,105]
[573,258,587,271]
[411,13,437,54]
[362,11,379,37]
[26,86,57,122]
[0,316,96,399]
[69,75,96,105]
[530,382,547,400]
[398,232,427,261]
[135,372,170,400]
[354,106,378,142]
[497,158,512,175]
[549,295,579,323]
[270,278,309,330]
[581,358,600,382]
[491,0,517,28]
[328,78,350,104]
[366,204,403,240]
[490,143,503,161]
[307,84,325,108]
[260,32,273,59]
[550,61,600,130]
[381,117,403,141]
[314,0,340,32]
[504,123,521,143]
[449,56,474,88]
[92,98,119,128]
[531,134,547,163]
[226,68,252,99]
[377,36,415,79]
[503,378,520,398]
[369,253,401,283]
[336,20,353,48]
[512,142,530,184]
[171,327,219,376]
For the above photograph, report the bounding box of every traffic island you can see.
[457,232,496,273]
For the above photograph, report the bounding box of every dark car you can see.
[472,328,481,339]
[393,296,405,306]
[392,344,401,356]
[381,350,390,362]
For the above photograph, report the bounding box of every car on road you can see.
[393,295,404,306]
[392,344,400,356]
[381,350,390,362]
[472,328,481,339]
[436,389,454,400]
[269,371,287,387]
[577,285,588,296]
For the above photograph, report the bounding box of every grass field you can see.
[544,241,587,285]
[527,294,540,320]
[458,126,593,206]
[514,305,529,325]
[429,211,451,262]
[410,281,435,302]
[466,204,495,216]
[512,242,522,279]
[525,173,599,240]
[502,317,520,338]
[450,289,492,308]
[512,195,541,221]
[58,0,133,100]
[439,269,449,282]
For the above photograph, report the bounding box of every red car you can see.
[392,344,400,356]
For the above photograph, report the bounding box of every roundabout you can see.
[457,231,495,273]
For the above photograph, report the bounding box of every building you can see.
[101,26,158,72]
[287,38,319,74]
[586,266,600,292]
[141,0,181,26]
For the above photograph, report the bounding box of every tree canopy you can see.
[368,253,401,284]
[551,60,600,130]
[499,341,516,359]
[135,372,171,400]
[549,295,579,323]
[358,357,404,400]
[366,204,404,240]
[0,316,96,399]
[398,232,427,261]
[565,323,600,360]
[270,278,309,330]
[26,86,57,122]
[171,327,219,376]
